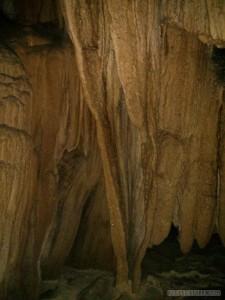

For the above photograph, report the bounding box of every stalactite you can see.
[60,0,225,294]
[0,1,225,299]
[61,0,129,289]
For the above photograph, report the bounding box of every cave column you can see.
[61,0,129,289]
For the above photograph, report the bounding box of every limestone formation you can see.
[0,0,224,299]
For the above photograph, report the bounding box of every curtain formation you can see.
[0,0,224,299]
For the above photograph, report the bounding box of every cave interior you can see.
[0,0,225,299]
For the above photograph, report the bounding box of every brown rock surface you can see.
[0,0,224,299]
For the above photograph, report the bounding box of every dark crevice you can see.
[211,46,225,85]
[141,225,225,294]
[0,12,69,47]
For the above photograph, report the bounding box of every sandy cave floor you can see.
[40,229,225,300]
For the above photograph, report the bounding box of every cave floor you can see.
[40,230,225,300]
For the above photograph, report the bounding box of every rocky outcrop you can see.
[0,0,224,299]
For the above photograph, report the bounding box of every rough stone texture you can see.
[0,0,225,299]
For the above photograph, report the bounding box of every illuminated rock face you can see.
[0,0,224,299]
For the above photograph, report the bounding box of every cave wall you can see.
[0,0,225,299]
[0,26,110,298]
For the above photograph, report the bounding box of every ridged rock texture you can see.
[0,0,224,299]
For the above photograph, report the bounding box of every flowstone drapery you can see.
[0,1,225,299]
